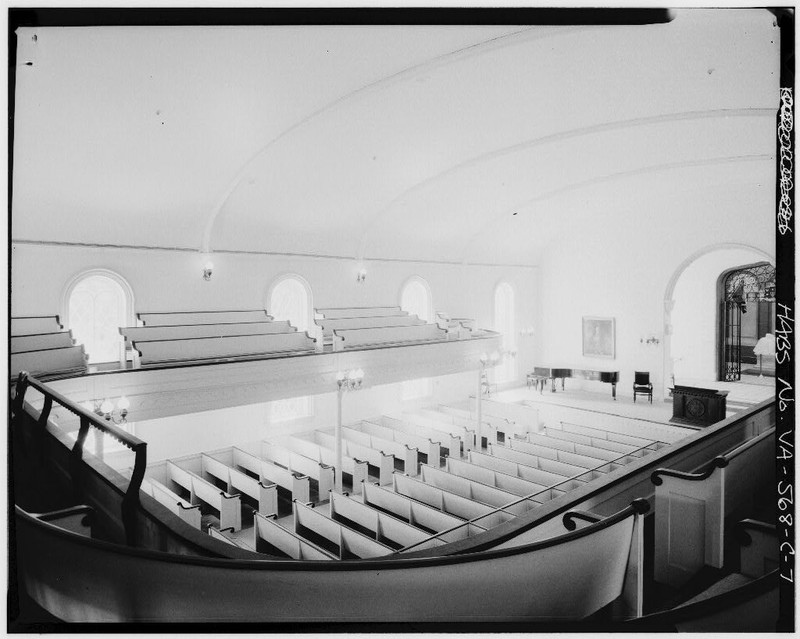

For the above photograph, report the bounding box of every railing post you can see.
[475,367,483,450]
[122,442,147,547]
[11,372,29,418]
[335,387,343,493]
[35,396,53,463]
[70,416,91,502]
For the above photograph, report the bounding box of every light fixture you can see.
[356,268,367,284]
[83,396,130,424]
[753,333,776,377]
[337,368,364,392]
[202,260,214,281]
[640,335,660,346]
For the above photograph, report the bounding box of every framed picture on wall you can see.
[582,316,615,359]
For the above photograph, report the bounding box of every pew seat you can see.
[293,500,392,559]
[165,460,242,531]
[11,331,75,353]
[332,324,447,351]
[11,345,89,379]
[253,511,335,559]
[315,306,407,320]
[121,320,295,345]
[140,477,202,530]
[11,315,64,337]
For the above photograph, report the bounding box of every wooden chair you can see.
[633,371,653,403]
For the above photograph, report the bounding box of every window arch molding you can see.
[61,268,136,364]
[265,272,314,334]
[398,275,434,322]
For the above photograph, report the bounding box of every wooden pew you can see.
[165,460,242,531]
[445,457,550,499]
[419,464,538,516]
[652,427,776,587]
[352,420,440,465]
[120,320,295,345]
[400,412,476,451]
[336,426,419,475]
[293,500,392,559]
[11,331,75,353]
[208,526,250,549]
[133,332,317,366]
[201,454,278,516]
[11,315,63,337]
[259,442,334,500]
[316,315,424,338]
[316,306,407,320]
[137,309,272,326]
[417,407,500,446]
[392,473,513,529]
[532,431,640,464]
[11,345,88,379]
[329,491,446,551]
[253,511,335,560]
[230,447,311,504]
[559,421,666,450]
[508,438,622,473]
[370,415,461,459]
[312,431,396,485]
[269,438,366,495]
[488,443,602,481]
[465,399,539,435]
[332,324,447,351]
[467,449,586,493]
[360,482,486,543]
[544,426,654,457]
[140,477,202,530]
[435,404,527,441]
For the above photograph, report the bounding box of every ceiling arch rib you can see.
[201,25,545,253]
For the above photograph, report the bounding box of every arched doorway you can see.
[719,262,776,381]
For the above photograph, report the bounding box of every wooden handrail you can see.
[651,427,774,486]
[562,509,602,531]
[736,519,777,546]
[12,372,147,547]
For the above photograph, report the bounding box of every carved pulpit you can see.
[670,385,729,427]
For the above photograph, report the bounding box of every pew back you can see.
[332,324,446,350]
[253,511,334,560]
[121,321,295,344]
[11,316,63,336]
[138,310,271,326]
[11,331,75,353]
[11,345,88,379]
[316,306,406,319]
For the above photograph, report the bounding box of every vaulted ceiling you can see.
[11,10,780,266]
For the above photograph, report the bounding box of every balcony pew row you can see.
[11,345,89,379]
[137,309,272,326]
[488,443,607,481]
[11,331,76,353]
[528,431,644,464]
[544,425,659,457]
[120,320,295,345]
[133,331,318,366]
[332,324,447,351]
[316,314,425,339]
[445,457,552,499]
[651,426,776,587]
[316,306,407,320]
[558,421,669,450]
[467,449,586,492]
[11,315,64,336]
[419,407,501,446]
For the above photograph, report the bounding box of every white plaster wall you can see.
[671,248,774,382]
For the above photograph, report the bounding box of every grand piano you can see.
[531,366,620,399]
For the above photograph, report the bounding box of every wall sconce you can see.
[83,396,130,424]
[640,335,660,346]
[519,326,535,338]
[337,368,364,392]
[356,269,367,284]
[203,260,214,281]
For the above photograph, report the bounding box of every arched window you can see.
[269,275,312,333]
[65,270,133,364]
[494,282,516,383]
[267,274,314,421]
[400,276,433,399]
